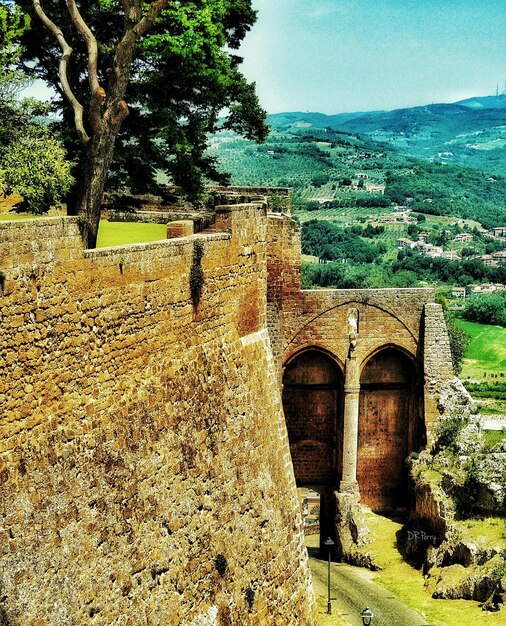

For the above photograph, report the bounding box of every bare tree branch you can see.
[104,0,171,128]
[66,0,100,94]
[66,0,104,132]
[135,0,171,38]
[116,0,170,56]
[32,0,89,143]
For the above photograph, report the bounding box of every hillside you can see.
[207,120,506,291]
[265,95,506,177]
[208,125,506,229]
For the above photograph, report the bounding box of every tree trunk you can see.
[75,127,119,249]
[31,0,169,247]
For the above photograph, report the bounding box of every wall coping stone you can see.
[302,287,435,297]
[215,202,267,213]
[84,232,230,258]
[0,215,79,230]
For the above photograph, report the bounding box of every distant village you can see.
[396,227,506,266]
[396,224,506,297]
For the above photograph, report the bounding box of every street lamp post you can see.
[361,606,374,625]
[324,537,334,615]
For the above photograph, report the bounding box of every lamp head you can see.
[361,606,374,625]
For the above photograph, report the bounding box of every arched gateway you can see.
[358,347,424,512]
[264,195,455,563]
[282,343,424,549]
[282,349,344,551]
[282,349,344,486]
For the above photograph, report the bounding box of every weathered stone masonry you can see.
[0,186,455,622]
[265,203,454,558]
[0,203,314,625]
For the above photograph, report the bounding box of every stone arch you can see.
[282,348,344,486]
[284,344,346,375]
[282,348,344,556]
[285,300,418,352]
[357,345,424,512]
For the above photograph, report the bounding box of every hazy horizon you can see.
[239,0,506,115]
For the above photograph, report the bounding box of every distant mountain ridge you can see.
[456,94,506,109]
[267,95,506,176]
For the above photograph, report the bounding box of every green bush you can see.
[0,128,73,213]
[433,415,469,454]
[444,313,470,375]
[462,292,506,327]
[189,239,205,305]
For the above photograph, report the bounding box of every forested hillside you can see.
[208,125,506,229]
[207,119,506,292]
[264,95,506,177]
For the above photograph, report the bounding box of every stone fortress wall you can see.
[0,186,455,623]
[263,196,455,557]
[0,199,314,625]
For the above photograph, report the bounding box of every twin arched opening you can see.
[282,345,424,514]
[282,349,344,487]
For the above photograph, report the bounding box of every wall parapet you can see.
[210,186,292,214]
[108,209,215,232]
[0,216,85,270]
[83,231,230,259]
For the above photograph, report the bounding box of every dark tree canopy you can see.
[14,0,268,246]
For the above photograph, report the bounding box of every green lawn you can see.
[454,319,506,413]
[483,429,506,450]
[96,220,167,248]
[0,212,168,248]
[455,319,506,378]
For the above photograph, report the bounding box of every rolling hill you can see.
[264,95,506,177]
[208,119,506,230]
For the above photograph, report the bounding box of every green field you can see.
[96,220,167,247]
[455,319,506,377]
[455,319,506,414]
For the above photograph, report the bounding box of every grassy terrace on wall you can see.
[0,209,168,248]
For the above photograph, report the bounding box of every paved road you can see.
[309,552,429,626]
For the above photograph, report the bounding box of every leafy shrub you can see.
[189,239,205,305]
[444,313,470,375]
[462,292,506,327]
[0,128,73,213]
[433,415,469,454]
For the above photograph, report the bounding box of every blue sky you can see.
[239,0,506,114]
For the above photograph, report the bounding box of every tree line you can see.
[301,219,386,263]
